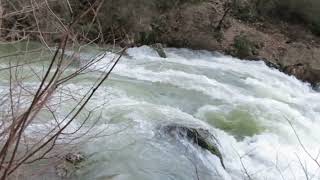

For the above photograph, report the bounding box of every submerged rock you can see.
[56,152,86,178]
[56,163,70,178]
[65,152,85,165]
[161,124,225,169]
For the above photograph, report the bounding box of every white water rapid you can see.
[2,45,320,180]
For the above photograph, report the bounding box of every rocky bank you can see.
[1,0,320,86]
[104,0,320,87]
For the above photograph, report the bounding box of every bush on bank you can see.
[233,0,320,35]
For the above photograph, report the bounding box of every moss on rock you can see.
[161,124,225,169]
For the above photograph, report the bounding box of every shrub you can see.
[232,0,320,36]
[233,34,259,59]
[269,0,320,35]
[232,0,260,22]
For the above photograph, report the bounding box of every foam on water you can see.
[91,46,320,180]
[1,45,320,180]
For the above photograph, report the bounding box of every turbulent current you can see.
[2,45,320,180]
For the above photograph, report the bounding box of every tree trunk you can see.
[0,1,3,38]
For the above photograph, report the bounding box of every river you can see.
[1,45,320,180]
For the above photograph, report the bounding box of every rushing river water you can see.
[1,45,320,180]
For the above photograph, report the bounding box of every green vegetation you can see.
[233,34,259,59]
[233,0,320,35]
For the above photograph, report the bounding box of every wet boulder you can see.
[150,43,167,58]
[283,63,320,87]
[65,152,85,165]
[262,59,282,70]
[56,152,86,177]
[161,124,225,169]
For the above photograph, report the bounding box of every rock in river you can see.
[161,124,225,169]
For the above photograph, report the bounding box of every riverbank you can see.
[1,0,320,86]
